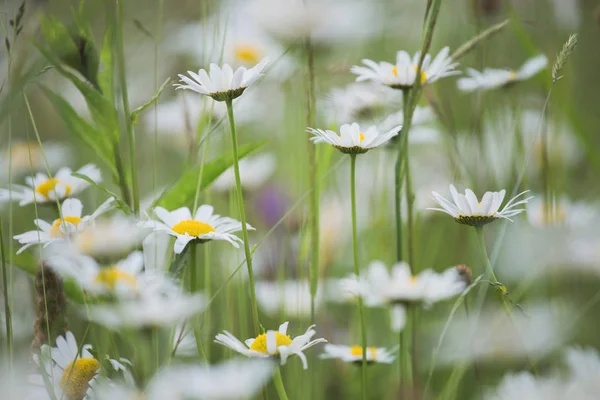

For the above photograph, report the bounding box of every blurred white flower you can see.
[91,359,274,400]
[70,216,148,260]
[352,47,459,90]
[377,106,441,145]
[456,109,583,185]
[0,141,69,181]
[175,59,269,102]
[142,205,253,253]
[245,0,378,44]
[45,250,166,298]
[308,122,400,154]
[322,83,399,126]
[212,153,276,192]
[457,55,547,92]
[85,291,207,329]
[342,261,466,331]
[485,372,563,400]
[434,303,570,365]
[255,280,324,318]
[429,184,532,227]
[215,321,326,369]
[13,197,115,254]
[563,347,600,398]
[526,197,597,228]
[170,16,297,81]
[28,331,100,400]
[0,164,101,206]
[147,359,275,400]
[320,344,397,364]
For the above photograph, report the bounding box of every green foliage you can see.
[40,86,118,177]
[131,78,172,125]
[71,172,132,215]
[154,140,268,210]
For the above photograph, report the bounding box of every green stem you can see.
[0,215,13,371]
[273,366,289,400]
[400,307,413,397]
[116,0,139,214]
[473,227,499,283]
[395,88,410,262]
[350,154,368,400]
[225,98,260,335]
[305,36,319,325]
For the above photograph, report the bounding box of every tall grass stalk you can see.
[0,215,13,371]
[116,0,140,214]
[225,98,260,335]
[273,366,290,400]
[350,154,368,399]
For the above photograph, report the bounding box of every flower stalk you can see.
[350,154,368,400]
[0,215,13,371]
[273,366,290,400]
[225,98,260,335]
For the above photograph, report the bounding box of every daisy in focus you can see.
[342,261,467,331]
[142,205,253,254]
[457,54,548,92]
[214,321,327,369]
[428,184,533,227]
[351,47,459,90]
[0,164,101,206]
[320,344,397,364]
[13,197,115,254]
[175,58,269,102]
[307,122,401,154]
[28,331,101,400]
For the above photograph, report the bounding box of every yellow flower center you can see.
[36,178,72,199]
[249,331,293,354]
[233,43,263,65]
[409,275,418,286]
[95,267,137,290]
[349,345,377,359]
[171,220,215,237]
[359,133,365,143]
[412,65,427,83]
[60,358,100,400]
[508,71,517,80]
[50,216,83,237]
[392,65,398,77]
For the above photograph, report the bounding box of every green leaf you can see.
[169,245,189,279]
[72,172,132,215]
[155,140,268,210]
[41,86,117,177]
[98,25,114,102]
[130,77,171,125]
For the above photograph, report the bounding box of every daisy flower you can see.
[486,372,563,400]
[214,321,327,369]
[175,58,269,102]
[142,205,253,254]
[28,331,101,400]
[457,54,548,92]
[307,122,400,154]
[13,197,115,254]
[320,344,397,364]
[0,164,101,206]
[351,47,459,90]
[342,261,466,331]
[428,184,533,226]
